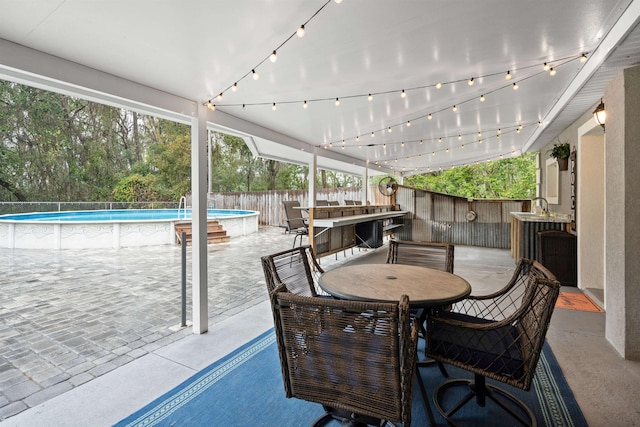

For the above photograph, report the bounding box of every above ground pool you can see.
[0,209,259,249]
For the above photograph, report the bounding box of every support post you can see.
[191,103,208,334]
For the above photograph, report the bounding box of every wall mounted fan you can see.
[378,176,398,196]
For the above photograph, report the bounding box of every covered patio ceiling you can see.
[1,0,640,177]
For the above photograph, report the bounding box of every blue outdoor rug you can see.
[114,329,586,426]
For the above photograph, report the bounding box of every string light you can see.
[467,77,474,86]
[512,82,519,90]
[406,121,411,127]
[270,50,277,62]
[401,90,406,98]
[252,69,259,80]
[505,70,512,80]
[452,105,458,112]
[232,83,238,92]
[549,68,556,76]
[580,53,588,63]
[335,98,340,106]
[480,94,485,102]
[388,127,393,133]
[303,100,308,109]
[458,135,462,140]
[272,103,277,111]
[427,114,433,120]
[436,83,442,89]
[206,101,215,111]
[543,62,550,71]
[217,92,223,100]
[297,25,305,37]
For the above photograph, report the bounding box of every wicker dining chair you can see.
[261,245,328,297]
[425,258,561,426]
[270,285,419,426]
[386,239,455,373]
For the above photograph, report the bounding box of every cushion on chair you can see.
[429,312,524,379]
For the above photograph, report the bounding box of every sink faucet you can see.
[531,197,549,215]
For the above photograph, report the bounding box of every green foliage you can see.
[1,79,537,203]
[112,174,164,202]
[403,152,537,199]
[549,140,570,159]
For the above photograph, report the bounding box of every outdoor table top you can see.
[318,263,471,307]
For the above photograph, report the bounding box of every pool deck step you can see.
[174,220,231,245]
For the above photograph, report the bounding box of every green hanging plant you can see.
[549,140,570,160]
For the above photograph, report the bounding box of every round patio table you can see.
[318,263,471,308]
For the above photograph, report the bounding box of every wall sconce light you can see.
[593,98,606,130]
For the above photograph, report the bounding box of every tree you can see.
[403,152,537,199]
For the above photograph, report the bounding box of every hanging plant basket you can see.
[549,140,570,171]
[557,157,569,171]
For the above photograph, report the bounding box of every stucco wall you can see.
[604,65,640,359]
[540,108,595,215]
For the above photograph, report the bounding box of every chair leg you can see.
[433,373,536,427]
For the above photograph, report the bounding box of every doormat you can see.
[556,292,603,312]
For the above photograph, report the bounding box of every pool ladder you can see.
[178,196,188,219]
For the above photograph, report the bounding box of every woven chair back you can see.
[261,245,325,297]
[386,240,454,273]
[270,287,417,426]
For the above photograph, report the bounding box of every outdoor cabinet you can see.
[537,230,577,286]
[356,220,383,248]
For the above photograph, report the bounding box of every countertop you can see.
[510,212,571,223]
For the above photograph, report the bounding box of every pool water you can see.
[0,209,255,222]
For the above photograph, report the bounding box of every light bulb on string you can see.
[335,98,340,106]
[270,50,277,63]
[272,103,277,111]
[303,100,308,109]
[468,77,474,86]
[232,82,238,92]
[549,68,556,76]
[512,82,519,90]
[388,127,393,133]
[297,25,305,37]
[401,89,406,98]
[217,92,223,100]
[436,83,442,89]
[406,121,411,127]
[452,105,458,112]
[580,53,588,63]
[480,94,485,102]
[368,93,373,101]
[427,114,432,120]
[505,70,512,80]
[543,62,550,71]
[252,69,259,80]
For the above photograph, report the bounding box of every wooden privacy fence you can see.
[208,185,530,249]
[207,187,363,228]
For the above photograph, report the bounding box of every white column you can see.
[191,103,209,334]
[361,165,369,204]
[308,154,317,206]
